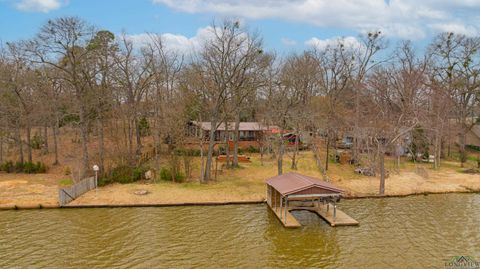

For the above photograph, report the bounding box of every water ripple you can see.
[0,194,479,268]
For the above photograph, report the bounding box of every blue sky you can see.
[1,0,479,53]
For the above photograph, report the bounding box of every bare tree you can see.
[195,19,263,182]
[428,33,480,167]
[113,33,154,164]
[25,17,99,178]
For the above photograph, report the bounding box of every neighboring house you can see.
[187,121,277,142]
[466,124,480,147]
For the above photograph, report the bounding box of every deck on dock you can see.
[268,202,358,228]
[290,203,359,227]
[267,203,301,228]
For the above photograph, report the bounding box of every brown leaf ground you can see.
[3,152,478,208]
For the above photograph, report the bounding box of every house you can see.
[466,124,480,147]
[187,121,277,143]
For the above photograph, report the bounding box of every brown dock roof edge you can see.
[266,172,343,196]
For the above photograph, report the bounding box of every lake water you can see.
[0,193,479,268]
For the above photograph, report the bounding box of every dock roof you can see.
[266,172,343,196]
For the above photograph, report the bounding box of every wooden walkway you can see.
[290,203,359,227]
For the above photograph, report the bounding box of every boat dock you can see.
[266,172,359,228]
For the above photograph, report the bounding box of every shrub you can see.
[102,164,148,185]
[36,162,47,173]
[466,144,480,152]
[23,162,36,174]
[174,148,201,156]
[0,161,47,174]
[245,145,259,153]
[0,161,14,173]
[30,134,45,150]
[138,117,150,137]
[15,162,24,173]
[159,167,185,182]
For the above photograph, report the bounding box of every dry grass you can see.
[2,146,480,207]
[0,172,65,206]
[71,151,480,205]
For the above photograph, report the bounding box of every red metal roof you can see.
[191,121,278,131]
[266,172,343,196]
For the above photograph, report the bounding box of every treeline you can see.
[0,17,479,193]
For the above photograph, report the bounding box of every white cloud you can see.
[153,0,480,39]
[430,23,479,37]
[305,36,363,51]
[125,26,214,54]
[281,38,297,46]
[15,0,62,13]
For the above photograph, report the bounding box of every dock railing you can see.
[58,177,96,206]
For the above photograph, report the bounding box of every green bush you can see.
[36,162,47,173]
[138,117,150,137]
[102,164,148,185]
[23,162,36,173]
[0,161,14,173]
[159,167,185,182]
[174,148,202,156]
[15,162,24,172]
[30,134,45,150]
[245,145,259,153]
[0,161,47,174]
[466,144,480,152]
[98,177,112,187]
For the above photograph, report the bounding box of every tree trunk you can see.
[43,124,49,154]
[16,124,24,163]
[291,131,299,170]
[433,131,440,169]
[203,117,217,183]
[459,125,467,168]
[98,118,105,173]
[379,143,386,195]
[233,112,241,168]
[134,116,142,160]
[200,135,205,182]
[79,106,89,179]
[277,131,284,175]
[26,125,32,163]
[52,118,59,165]
[352,81,360,164]
[325,134,330,171]
[260,142,264,166]
[127,118,133,160]
[225,118,231,168]
[0,136,3,164]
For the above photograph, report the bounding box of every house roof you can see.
[191,121,277,131]
[266,172,343,196]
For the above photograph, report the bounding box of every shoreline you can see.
[1,189,478,211]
